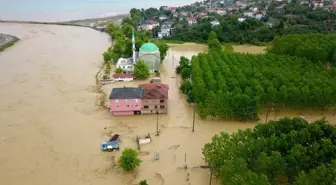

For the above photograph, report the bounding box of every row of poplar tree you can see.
[179,50,336,120]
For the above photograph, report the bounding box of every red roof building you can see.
[112,73,134,82]
[139,83,169,114]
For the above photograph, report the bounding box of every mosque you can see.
[116,30,161,74]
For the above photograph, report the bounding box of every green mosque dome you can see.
[139,42,159,52]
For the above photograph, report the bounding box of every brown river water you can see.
[0,24,334,185]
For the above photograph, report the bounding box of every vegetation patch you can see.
[0,36,19,52]
[268,33,336,66]
[180,50,336,120]
[203,117,336,185]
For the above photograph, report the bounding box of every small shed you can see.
[112,73,134,82]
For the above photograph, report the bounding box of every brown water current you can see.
[0,24,334,185]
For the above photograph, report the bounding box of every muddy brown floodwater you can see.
[0,24,334,185]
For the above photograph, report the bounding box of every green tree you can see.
[134,60,150,79]
[208,31,222,52]
[139,180,149,185]
[103,51,112,62]
[115,67,123,74]
[332,53,336,67]
[118,148,141,171]
[154,41,169,61]
[181,67,191,79]
[180,80,192,94]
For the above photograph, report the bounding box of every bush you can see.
[104,61,111,74]
[139,180,148,185]
[116,67,123,73]
[118,148,141,171]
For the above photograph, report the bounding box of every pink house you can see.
[109,87,143,115]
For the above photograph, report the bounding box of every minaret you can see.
[132,28,136,64]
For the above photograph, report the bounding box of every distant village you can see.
[128,0,336,39]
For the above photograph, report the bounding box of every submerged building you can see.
[138,42,161,73]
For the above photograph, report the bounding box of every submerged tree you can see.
[118,148,142,171]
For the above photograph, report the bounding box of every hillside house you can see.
[253,11,264,20]
[238,17,246,22]
[324,3,336,11]
[161,6,169,11]
[139,84,169,114]
[236,1,248,8]
[244,11,254,17]
[139,20,159,31]
[112,73,134,82]
[227,5,239,11]
[109,87,143,115]
[310,0,324,9]
[206,8,227,15]
[180,11,189,16]
[159,15,168,21]
[158,25,171,39]
[188,17,197,25]
[169,7,178,13]
[211,20,220,26]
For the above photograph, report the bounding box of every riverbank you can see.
[0,34,19,52]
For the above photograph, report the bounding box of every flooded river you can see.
[0,24,334,185]
[0,23,129,185]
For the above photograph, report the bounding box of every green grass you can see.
[0,36,19,52]
[159,40,185,44]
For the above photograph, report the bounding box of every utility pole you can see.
[192,107,195,132]
[156,112,159,136]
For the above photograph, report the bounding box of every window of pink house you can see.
[114,99,118,102]
[116,105,120,108]
[135,104,139,107]
[126,105,130,107]
[135,99,139,102]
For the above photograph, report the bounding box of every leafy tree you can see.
[139,180,149,185]
[134,60,150,79]
[115,67,123,74]
[118,148,141,171]
[154,41,169,61]
[103,51,112,62]
[181,67,191,79]
[332,53,336,67]
[208,31,222,52]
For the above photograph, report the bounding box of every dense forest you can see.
[268,34,336,65]
[167,1,336,44]
[179,48,336,120]
[203,117,336,185]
